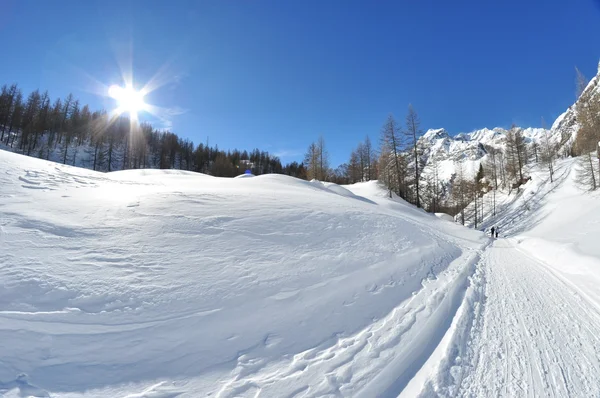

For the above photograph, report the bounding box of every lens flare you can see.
[108,84,147,120]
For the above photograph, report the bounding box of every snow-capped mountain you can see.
[551,61,600,152]
[418,62,600,196]
[418,126,551,191]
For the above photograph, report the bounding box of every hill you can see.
[0,149,486,397]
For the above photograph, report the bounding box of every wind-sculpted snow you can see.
[0,150,486,397]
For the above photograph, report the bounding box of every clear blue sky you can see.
[1,0,599,166]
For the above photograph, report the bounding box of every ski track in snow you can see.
[418,238,600,397]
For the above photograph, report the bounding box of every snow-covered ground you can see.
[0,149,486,397]
[412,157,600,397]
[4,148,600,397]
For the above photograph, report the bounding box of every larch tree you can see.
[304,142,320,180]
[451,160,468,225]
[405,105,422,207]
[540,117,556,183]
[505,125,527,186]
[574,90,600,190]
[363,135,375,181]
[380,114,405,198]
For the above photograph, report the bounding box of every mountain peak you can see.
[423,128,449,141]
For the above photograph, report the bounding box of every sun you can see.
[108,84,147,120]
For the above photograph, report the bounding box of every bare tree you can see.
[380,114,405,198]
[348,148,362,183]
[405,105,423,207]
[451,160,468,225]
[363,135,375,181]
[484,146,499,216]
[575,91,600,190]
[540,117,556,183]
[424,154,443,213]
[317,135,329,180]
[304,137,329,180]
[505,125,527,186]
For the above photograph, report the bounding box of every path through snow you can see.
[419,238,600,397]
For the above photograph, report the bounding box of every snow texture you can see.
[4,126,600,396]
[0,150,486,397]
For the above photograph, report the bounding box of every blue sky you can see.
[1,0,599,166]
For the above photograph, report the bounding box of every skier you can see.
[495,227,499,238]
[490,226,495,238]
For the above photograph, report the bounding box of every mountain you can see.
[418,126,550,197]
[417,62,600,203]
[551,61,600,154]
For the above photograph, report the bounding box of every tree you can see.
[531,142,539,163]
[0,81,294,179]
[484,145,500,216]
[6,91,23,147]
[211,153,237,177]
[316,135,329,180]
[304,142,319,180]
[505,125,527,186]
[423,154,443,213]
[575,89,600,190]
[303,136,329,180]
[0,84,19,143]
[451,160,468,225]
[363,135,375,180]
[380,114,406,198]
[473,164,485,228]
[540,117,556,183]
[405,105,422,207]
[348,148,362,183]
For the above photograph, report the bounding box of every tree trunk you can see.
[588,153,596,190]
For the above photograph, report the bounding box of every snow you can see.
[435,213,455,222]
[0,150,486,397]
[6,146,600,397]
[403,158,600,397]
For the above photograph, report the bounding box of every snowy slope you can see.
[410,157,600,397]
[552,62,600,151]
[0,149,487,397]
[477,156,600,305]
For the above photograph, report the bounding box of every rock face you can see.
[418,126,549,189]
[551,64,600,155]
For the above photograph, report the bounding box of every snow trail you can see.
[421,238,600,397]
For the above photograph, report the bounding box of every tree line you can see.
[3,66,598,224]
[0,83,307,178]
[302,104,428,210]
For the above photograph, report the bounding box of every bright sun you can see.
[108,84,147,120]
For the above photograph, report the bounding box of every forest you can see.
[0,83,307,178]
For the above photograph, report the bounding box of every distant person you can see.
[490,226,495,238]
[495,227,499,238]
